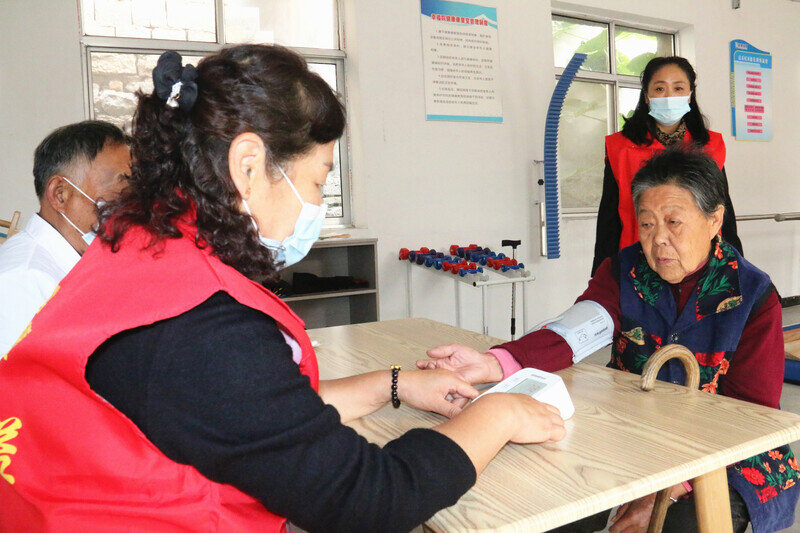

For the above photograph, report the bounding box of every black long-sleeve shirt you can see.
[592,158,743,275]
[86,291,475,533]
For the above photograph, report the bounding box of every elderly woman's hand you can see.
[416,344,504,385]
[609,492,656,533]
[609,483,688,533]
[397,369,480,418]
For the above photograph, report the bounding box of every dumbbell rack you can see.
[400,245,535,336]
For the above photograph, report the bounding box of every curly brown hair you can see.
[99,44,346,279]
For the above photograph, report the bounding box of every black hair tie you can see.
[153,51,198,112]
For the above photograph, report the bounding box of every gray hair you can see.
[631,147,725,217]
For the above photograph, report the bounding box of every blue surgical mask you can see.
[59,177,99,246]
[648,96,691,126]
[243,165,327,268]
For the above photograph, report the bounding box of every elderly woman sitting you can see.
[419,148,799,533]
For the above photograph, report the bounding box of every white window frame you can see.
[78,0,352,227]
[553,12,677,215]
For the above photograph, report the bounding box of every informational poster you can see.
[730,39,772,141]
[420,0,502,122]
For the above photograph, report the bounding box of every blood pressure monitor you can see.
[475,367,575,419]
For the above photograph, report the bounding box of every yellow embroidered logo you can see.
[0,417,21,485]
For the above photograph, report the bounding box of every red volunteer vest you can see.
[605,129,726,250]
[0,218,318,532]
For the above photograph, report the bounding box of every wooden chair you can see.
[0,211,21,245]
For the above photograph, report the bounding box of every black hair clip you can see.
[153,51,198,112]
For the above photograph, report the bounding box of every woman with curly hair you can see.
[0,45,566,532]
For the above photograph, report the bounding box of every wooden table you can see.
[309,318,800,532]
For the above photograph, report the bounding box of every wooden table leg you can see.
[693,467,733,533]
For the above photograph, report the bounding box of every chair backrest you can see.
[0,211,22,245]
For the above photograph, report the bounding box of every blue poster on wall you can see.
[420,0,502,122]
[730,40,772,141]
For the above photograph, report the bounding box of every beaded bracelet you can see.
[390,365,401,408]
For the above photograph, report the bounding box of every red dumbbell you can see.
[449,244,459,255]
[399,248,410,260]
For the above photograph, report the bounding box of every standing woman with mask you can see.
[0,46,566,532]
[592,56,743,274]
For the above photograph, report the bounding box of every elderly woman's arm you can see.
[497,257,622,371]
[419,258,623,381]
[719,288,784,409]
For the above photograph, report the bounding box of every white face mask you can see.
[242,165,327,268]
[648,95,691,126]
[59,176,99,246]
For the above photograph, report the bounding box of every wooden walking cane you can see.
[639,344,701,533]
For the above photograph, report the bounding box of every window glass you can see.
[307,62,344,217]
[223,0,338,48]
[90,51,204,129]
[615,26,673,77]
[557,81,612,209]
[618,86,641,131]
[82,0,347,223]
[552,15,609,73]
[81,0,216,42]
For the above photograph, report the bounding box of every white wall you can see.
[341,0,800,339]
[0,0,85,218]
[2,0,800,340]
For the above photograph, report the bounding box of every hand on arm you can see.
[416,344,504,384]
[318,368,479,423]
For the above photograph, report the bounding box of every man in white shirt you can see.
[0,121,130,356]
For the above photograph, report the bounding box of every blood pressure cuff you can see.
[531,300,614,363]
